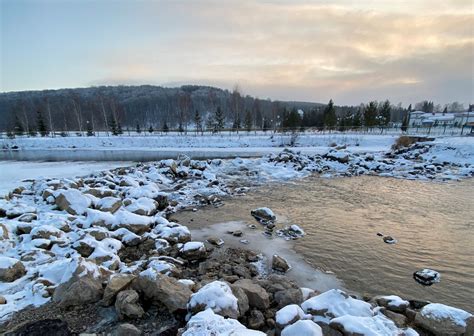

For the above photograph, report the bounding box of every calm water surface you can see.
[175,176,474,312]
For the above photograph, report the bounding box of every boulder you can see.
[116,323,142,336]
[0,257,26,282]
[188,281,239,318]
[180,241,207,261]
[414,303,473,335]
[250,207,276,222]
[96,197,122,213]
[274,288,303,308]
[115,290,145,320]
[53,272,103,309]
[207,236,224,246]
[382,309,407,328]
[374,295,409,314]
[413,269,441,286]
[231,285,250,316]
[248,309,265,330]
[0,295,6,304]
[272,255,290,272]
[30,225,62,240]
[233,279,270,310]
[72,240,95,258]
[275,304,308,330]
[125,197,158,216]
[17,213,38,223]
[281,320,323,336]
[55,189,92,215]
[102,274,136,306]
[132,272,192,312]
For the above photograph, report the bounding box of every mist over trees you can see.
[0,84,469,136]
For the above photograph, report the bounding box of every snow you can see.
[126,197,157,215]
[281,320,323,336]
[379,295,409,308]
[96,197,121,211]
[420,303,472,327]
[181,241,205,252]
[54,189,92,215]
[275,304,309,325]
[188,281,238,316]
[182,308,265,336]
[0,256,19,269]
[0,160,131,196]
[301,289,373,321]
[329,314,401,336]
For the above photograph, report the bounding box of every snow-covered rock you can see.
[329,314,403,336]
[375,295,409,313]
[0,257,26,282]
[181,308,266,336]
[281,319,322,336]
[275,304,309,329]
[96,196,122,213]
[415,303,473,335]
[250,207,276,222]
[180,241,206,260]
[188,281,239,318]
[413,268,441,286]
[54,189,92,215]
[125,197,158,216]
[301,289,373,321]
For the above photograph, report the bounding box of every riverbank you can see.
[0,137,473,335]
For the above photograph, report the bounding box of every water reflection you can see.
[174,176,474,312]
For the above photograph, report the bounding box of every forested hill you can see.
[0,85,324,132]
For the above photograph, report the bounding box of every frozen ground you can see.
[0,161,132,196]
[1,133,396,151]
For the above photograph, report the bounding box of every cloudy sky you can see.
[1,0,472,105]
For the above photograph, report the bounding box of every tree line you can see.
[1,85,469,137]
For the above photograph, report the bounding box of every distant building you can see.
[409,110,474,127]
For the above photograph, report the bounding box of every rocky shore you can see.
[0,138,473,335]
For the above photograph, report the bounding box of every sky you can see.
[1,0,473,106]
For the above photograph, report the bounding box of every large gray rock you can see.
[272,255,290,273]
[132,273,192,312]
[53,272,103,309]
[115,323,142,336]
[414,303,473,336]
[0,257,26,282]
[55,189,92,215]
[233,279,270,310]
[102,274,136,306]
[115,290,145,320]
[250,207,276,222]
[231,285,250,317]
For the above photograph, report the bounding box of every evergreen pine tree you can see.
[379,100,391,126]
[353,109,362,128]
[163,121,169,133]
[194,109,202,134]
[109,114,118,135]
[148,125,154,134]
[36,109,48,137]
[136,123,141,134]
[323,99,337,128]
[401,110,410,132]
[244,109,252,132]
[364,101,378,127]
[215,106,224,132]
[86,121,94,136]
[117,121,123,135]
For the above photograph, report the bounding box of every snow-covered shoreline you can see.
[0,136,473,335]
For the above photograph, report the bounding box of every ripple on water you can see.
[174,175,474,313]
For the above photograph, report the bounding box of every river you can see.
[173,175,474,313]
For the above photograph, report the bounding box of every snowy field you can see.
[0,161,132,196]
[1,133,397,151]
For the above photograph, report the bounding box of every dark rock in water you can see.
[383,236,397,244]
[376,232,384,237]
[6,319,72,336]
[232,230,243,237]
[272,254,290,273]
[413,269,441,286]
[207,236,224,246]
